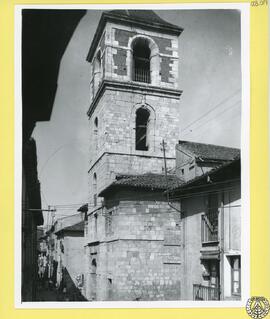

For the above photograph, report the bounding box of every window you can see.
[132,38,150,83]
[107,278,113,300]
[93,173,97,206]
[207,193,219,239]
[135,107,150,151]
[94,117,98,129]
[94,213,98,236]
[230,256,241,295]
[105,211,113,235]
[91,258,97,272]
[201,194,219,243]
[95,51,101,81]
[90,258,97,300]
[94,117,98,151]
[209,260,219,289]
[93,50,101,96]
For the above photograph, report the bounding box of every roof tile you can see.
[113,173,184,190]
[99,173,184,196]
[177,140,240,161]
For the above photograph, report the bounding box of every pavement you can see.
[36,279,72,301]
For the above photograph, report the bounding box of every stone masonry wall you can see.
[87,88,181,211]
[89,21,180,103]
[88,89,181,165]
[104,240,181,301]
[84,192,182,301]
[88,153,175,210]
[107,23,179,89]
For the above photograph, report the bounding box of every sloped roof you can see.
[108,10,182,30]
[177,140,240,161]
[99,173,184,196]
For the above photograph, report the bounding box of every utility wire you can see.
[187,108,241,140]
[181,89,241,134]
[48,184,240,211]
[182,99,241,138]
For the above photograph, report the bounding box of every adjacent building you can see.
[170,142,241,300]
[22,138,44,301]
[21,9,85,301]
[53,213,86,300]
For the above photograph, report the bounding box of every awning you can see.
[200,250,220,260]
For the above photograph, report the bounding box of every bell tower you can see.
[86,10,183,212]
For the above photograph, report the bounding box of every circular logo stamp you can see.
[246,296,270,319]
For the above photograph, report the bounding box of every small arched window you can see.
[93,51,101,93]
[135,108,150,151]
[94,117,98,150]
[93,173,97,206]
[91,258,97,273]
[94,117,98,130]
[132,38,151,83]
[95,51,101,73]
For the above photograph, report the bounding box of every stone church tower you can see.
[84,10,184,301]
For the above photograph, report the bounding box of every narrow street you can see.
[36,278,86,302]
[36,279,69,301]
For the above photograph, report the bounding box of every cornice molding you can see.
[87,79,182,117]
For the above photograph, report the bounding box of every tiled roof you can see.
[99,173,184,196]
[108,10,182,30]
[177,140,240,161]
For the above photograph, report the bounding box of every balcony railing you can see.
[133,67,150,83]
[133,58,150,83]
[201,213,218,243]
[193,284,220,301]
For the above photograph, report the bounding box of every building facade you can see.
[21,9,85,301]
[22,138,43,301]
[53,213,85,299]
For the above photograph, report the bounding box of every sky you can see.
[32,9,242,222]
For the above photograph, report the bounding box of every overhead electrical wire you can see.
[181,88,241,134]
[182,99,241,138]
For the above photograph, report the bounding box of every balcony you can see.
[201,213,218,244]
[193,284,220,301]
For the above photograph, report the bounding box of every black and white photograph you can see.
[17,4,249,306]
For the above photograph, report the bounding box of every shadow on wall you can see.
[61,267,87,301]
